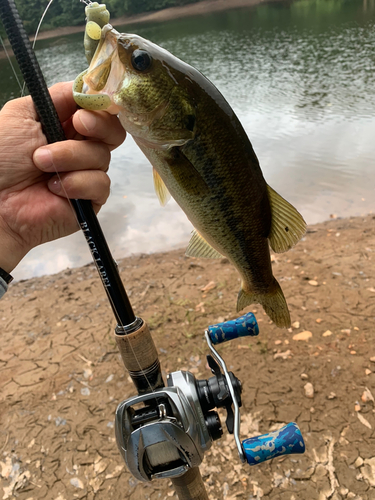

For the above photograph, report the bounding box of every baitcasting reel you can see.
[115,313,305,482]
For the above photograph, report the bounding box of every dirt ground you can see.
[1,215,375,499]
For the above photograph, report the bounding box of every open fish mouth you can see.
[73,25,124,113]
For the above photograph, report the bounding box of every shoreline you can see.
[12,212,371,284]
[1,0,275,57]
[1,212,374,500]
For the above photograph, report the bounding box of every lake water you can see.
[1,0,375,280]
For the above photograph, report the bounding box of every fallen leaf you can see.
[361,387,375,404]
[201,281,216,292]
[195,302,205,313]
[293,331,312,341]
[357,412,372,429]
[274,350,291,360]
[93,460,108,474]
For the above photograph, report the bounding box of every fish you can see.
[73,23,306,328]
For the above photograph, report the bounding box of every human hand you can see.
[0,81,126,274]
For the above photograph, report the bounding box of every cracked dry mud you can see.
[1,215,375,500]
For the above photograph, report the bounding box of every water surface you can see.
[1,0,374,279]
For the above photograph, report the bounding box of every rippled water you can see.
[1,0,375,279]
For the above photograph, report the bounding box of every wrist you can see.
[0,250,23,275]
[0,226,28,275]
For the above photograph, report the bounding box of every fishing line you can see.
[1,0,159,395]
[33,0,54,49]
[0,35,23,93]
[19,0,55,97]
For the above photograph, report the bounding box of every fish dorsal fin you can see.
[153,167,171,207]
[185,230,224,259]
[267,185,306,253]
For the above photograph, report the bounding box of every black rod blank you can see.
[0,0,136,327]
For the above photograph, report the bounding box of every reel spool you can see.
[115,313,305,482]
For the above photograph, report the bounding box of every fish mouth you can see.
[73,25,124,113]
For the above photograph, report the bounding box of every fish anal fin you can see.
[267,185,306,253]
[185,230,224,259]
[237,278,291,328]
[153,167,171,207]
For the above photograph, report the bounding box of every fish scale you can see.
[73,23,306,328]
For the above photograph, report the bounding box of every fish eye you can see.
[131,49,152,72]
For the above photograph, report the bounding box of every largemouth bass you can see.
[73,24,306,328]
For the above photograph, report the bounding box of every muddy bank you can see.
[1,214,375,499]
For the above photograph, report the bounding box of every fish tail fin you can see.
[237,278,291,328]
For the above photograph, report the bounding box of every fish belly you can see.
[137,140,275,292]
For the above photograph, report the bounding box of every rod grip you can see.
[207,312,259,345]
[171,467,209,500]
[115,321,163,393]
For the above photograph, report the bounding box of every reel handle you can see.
[207,312,259,345]
[242,422,305,466]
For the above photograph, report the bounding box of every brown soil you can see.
[1,215,375,499]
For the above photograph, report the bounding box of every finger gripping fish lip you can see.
[73,69,111,110]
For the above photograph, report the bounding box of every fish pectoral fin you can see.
[164,148,210,198]
[237,279,291,328]
[153,167,171,207]
[185,230,224,259]
[267,185,306,253]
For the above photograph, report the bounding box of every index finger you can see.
[1,81,77,125]
[48,81,78,124]
[73,109,126,151]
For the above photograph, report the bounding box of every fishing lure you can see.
[73,2,112,110]
[84,1,110,63]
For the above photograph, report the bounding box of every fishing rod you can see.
[0,1,204,496]
[0,2,306,498]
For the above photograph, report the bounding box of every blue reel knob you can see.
[242,422,305,466]
[207,312,259,345]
